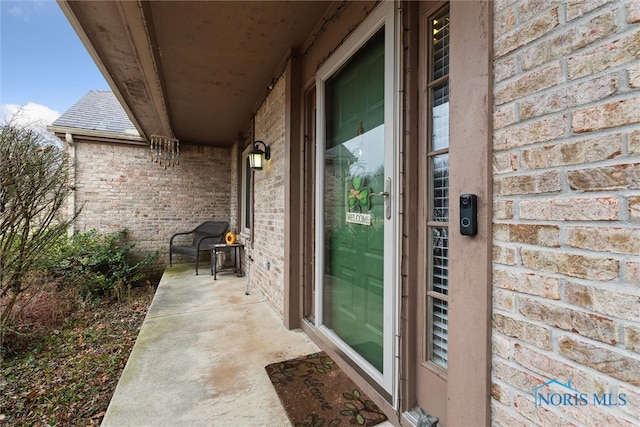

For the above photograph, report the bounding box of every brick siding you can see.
[71,140,231,273]
[492,0,640,425]
[239,76,287,316]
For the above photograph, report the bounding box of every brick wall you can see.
[72,140,231,272]
[230,141,239,233]
[492,0,640,425]
[242,76,287,316]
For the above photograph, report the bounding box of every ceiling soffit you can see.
[59,1,333,146]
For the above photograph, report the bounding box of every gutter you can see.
[47,125,147,146]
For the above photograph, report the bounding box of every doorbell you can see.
[460,194,477,236]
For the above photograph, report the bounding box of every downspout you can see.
[64,133,76,237]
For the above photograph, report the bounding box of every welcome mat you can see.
[265,352,388,426]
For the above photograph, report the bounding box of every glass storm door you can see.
[316,2,396,393]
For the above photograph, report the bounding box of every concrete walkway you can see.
[102,264,320,427]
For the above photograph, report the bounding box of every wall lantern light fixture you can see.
[248,140,271,170]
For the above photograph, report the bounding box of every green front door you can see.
[323,29,385,373]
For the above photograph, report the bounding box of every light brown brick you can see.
[519,197,619,221]
[568,163,640,191]
[494,223,560,247]
[629,0,640,23]
[630,130,640,155]
[512,393,579,426]
[493,267,561,299]
[619,385,640,423]
[521,249,618,281]
[568,30,640,80]
[494,288,516,312]
[567,0,614,21]
[493,244,517,265]
[494,6,516,38]
[519,297,618,345]
[494,171,561,196]
[493,0,518,13]
[521,134,622,169]
[573,96,640,133]
[493,313,551,350]
[519,74,618,120]
[521,9,617,71]
[624,260,640,287]
[494,7,559,59]
[513,342,610,397]
[493,152,518,174]
[554,392,639,427]
[566,226,640,255]
[491,403,530,427]
[493,200,514,220]
[565,281,640,322]
[494,57,517,83]
[492,333,511,359]
[493,358,542,395]
[518,1,555,22]
[629,62,640,88]
[625,325,640,352]
[494,104,517,129]
[558,335,640,386]
[629,195,640,221]
[494,115,567,151]
[491,382,510,405]
[494,62,562,106]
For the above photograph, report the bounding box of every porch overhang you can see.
[58,0,332,146]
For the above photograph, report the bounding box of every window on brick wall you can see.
[427,6,450,369]
[241,144,252,235]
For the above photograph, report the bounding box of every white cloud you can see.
[7,6,25,18]
[2,102,60,127]
[1,102,61,144]
[5,1,51,21]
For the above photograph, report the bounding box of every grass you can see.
[0,283,155,426]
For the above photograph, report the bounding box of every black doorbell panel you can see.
[460,194,477,236]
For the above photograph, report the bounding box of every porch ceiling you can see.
[59,1,332,146]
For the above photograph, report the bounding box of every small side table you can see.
[211,243,244,280]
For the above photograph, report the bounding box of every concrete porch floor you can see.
[101,263,321,426]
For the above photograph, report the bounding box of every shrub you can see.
[0,123,77,349]
[49,229,158,302]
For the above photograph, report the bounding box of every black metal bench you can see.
[169,220,229,274]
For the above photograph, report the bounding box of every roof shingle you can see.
[51,91,138,137]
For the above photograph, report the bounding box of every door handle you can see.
[384,177,391,219]
[368,178,391,219]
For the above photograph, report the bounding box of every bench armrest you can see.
[170,229,196,246]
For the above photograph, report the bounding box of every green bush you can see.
[49,229,158,301]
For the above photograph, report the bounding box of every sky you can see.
[1,0,109,131]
